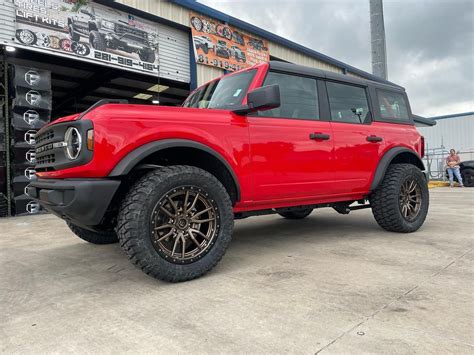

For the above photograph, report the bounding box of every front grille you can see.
[35,130,54,144]
[115,23,147,41]
[34,120,93,172]
[36,154,56,166]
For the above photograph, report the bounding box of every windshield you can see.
[182,69,256,109]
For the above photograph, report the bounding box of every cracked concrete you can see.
[1,187,473,353]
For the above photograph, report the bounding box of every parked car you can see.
[29,61,429,283]
[215,40,230,59]
[446,160,474,186]
[229,45,246,62]
[193,35,214,54]
[68,6,156,63]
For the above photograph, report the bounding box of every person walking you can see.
[446,149,464,187]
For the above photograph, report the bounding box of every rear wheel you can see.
[117,166,234,282]
[370,164,429,232]
[278,208,313,220]
[67,221,118,244]
[89,30,106,51]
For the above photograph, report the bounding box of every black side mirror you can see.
[233,84,280,115]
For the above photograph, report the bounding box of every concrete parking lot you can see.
[1,187,473,353]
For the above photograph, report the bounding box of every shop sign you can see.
[190,12,269,72]
[13,0,160,75]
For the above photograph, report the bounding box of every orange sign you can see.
[190,12,269,72]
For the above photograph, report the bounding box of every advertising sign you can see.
[14,0,160,75]
[190,12,269,72]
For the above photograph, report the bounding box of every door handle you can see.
[310,133,330,140]
[367,135,383,142]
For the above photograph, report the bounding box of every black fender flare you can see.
[109,139,241,201]
[370,147,425,191]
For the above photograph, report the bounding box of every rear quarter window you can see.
[377,90,410,121]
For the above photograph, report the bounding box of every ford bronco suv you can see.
[28,62,429,282]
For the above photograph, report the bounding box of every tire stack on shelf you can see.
[0,112,7,217]
[11,66,52,215]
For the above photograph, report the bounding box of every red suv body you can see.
[29,61,429,282]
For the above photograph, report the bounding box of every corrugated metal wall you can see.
[418,115,474,152]
[0,0,15,45]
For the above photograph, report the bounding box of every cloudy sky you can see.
[199,0,473,117]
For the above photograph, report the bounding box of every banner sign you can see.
[14,0,160,75]
[190,12,269,72]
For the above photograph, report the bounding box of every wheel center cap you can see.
[177,218,189,229]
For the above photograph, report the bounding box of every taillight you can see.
[420,136,425,158]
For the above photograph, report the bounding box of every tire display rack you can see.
[0,62,52,216]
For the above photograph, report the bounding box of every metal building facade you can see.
[116,0,390,85]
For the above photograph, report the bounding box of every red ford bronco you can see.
[29,61,429,282]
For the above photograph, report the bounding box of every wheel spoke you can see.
[192,207,213,219]
[157,230,174,242]
[183,190,190,213]
[171,235,180,256]
[191,217,214,224]
[167,197,178,212]
[189,228,210,240]
[189,192,200,211]
[187,230,203,249]
[160,206,175,218]
[154,224,173,230]
[181,236,186,259]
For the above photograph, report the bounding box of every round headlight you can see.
[64,127,82,160]
[101,20,115,30]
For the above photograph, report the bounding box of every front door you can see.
[248,72,335,203]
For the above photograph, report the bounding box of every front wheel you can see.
[67,221,118,244]
[138,48,156,63]
[117,166,234,282]
[89,30,106,51]
[370,164,429,233]
[462,169,473,187]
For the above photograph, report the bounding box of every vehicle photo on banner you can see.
[190,12,269,71]
[14,0,159,74]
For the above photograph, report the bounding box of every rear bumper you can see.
[27,178,120,227]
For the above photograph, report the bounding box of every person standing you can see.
[446,149,464,187]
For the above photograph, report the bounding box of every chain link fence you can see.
[424,147,474,181]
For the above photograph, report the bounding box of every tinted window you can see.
[182,80,219,109]
[377,90,410,121]
[258,72,319,120]
[327,82,370,124]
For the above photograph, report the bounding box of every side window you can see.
[182,80,219,108]
[326,82,370,124]
[258,72,319,120]
[377,90,410,121]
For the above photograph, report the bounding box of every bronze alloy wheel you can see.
[399,178,422,221]
[151,186,220,264]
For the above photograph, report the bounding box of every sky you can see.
[198,0,474,117]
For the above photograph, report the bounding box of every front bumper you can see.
[27,178,120,227]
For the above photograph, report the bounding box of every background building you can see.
[418,112,473,180]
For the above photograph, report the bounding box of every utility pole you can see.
[370,0,388,79]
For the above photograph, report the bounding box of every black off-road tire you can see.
[278,208,313,220]
[89,30,106,51]
[66,221,118,244]
[370,164,429,233]
[462,169,473,187]
[68,23,80,41]
[117,166,234,282]
[138,48,156,63]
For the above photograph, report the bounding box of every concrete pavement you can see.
[1,187,473,353]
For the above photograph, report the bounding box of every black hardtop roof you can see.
[268,61,405,91]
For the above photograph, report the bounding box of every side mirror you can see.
[233,84,280,115]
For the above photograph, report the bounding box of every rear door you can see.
[326,81,386,195]
[248,71,335,202]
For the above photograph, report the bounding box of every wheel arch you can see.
[109,139,241,203]
[370,147,425,191]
